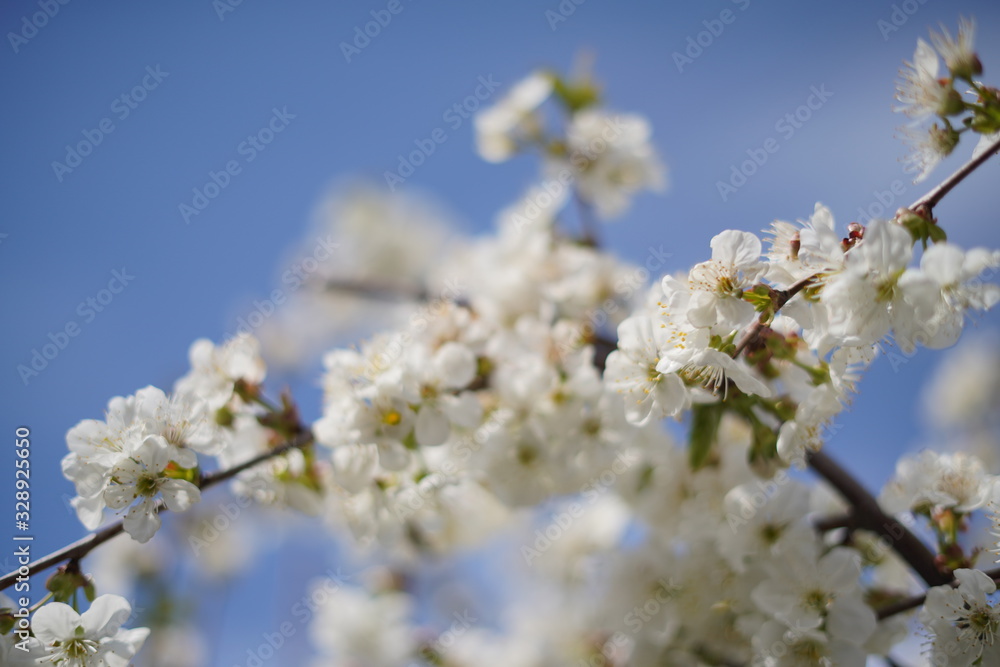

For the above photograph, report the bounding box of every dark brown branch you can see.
[0,431,314,591]
[813,512,853,532]
[907,135,1000,215]
[806,449,950,588]
[876,565,1000,620]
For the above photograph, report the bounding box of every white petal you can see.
[827,596,876,643]
[80,594,132,639]
[159,479,201,513]
[123,501,160,543]
[433,342,477,389]
[416,406,451,447]
[711,229,762,268]
[103,483,137,511]
[920,243,965,285]
[72,493,108,530]
[30,602,81,644]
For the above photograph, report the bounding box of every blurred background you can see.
[3,0,1000,664]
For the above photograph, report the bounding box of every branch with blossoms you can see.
[6,17,1000,667]
[0,430,313,591]
[714,139,1000,592]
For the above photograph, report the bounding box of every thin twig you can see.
[731,274,817,358]
[907,135,1000,215]
[320,277,428,302]
[0,431,314,591]
[572,189,600,247]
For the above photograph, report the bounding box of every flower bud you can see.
[927,123,961,157]
[948,52,982,81]
[937,85,965,117]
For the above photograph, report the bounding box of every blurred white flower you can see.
[474,70,552,162]
[921,568,1000,666]
[554,109,666,219]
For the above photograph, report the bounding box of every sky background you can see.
[3,1,1000,664]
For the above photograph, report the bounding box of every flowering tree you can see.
[4,16,1000,667]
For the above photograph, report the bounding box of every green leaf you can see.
[927,222,948,244]
[748,418,779,466]
[689,403,724,470]
[898,210,946,247]
[402,429,419,451]
[552,75,600,113]
[0,609,14,635]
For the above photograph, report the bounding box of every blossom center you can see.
[803,589,833,613]
[136,472,160,497]
[956,605,999,650]
[53,631,100,662]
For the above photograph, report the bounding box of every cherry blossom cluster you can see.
[61,336,269,544]
[6,16,1000,667]
[474,67,667,219]
[895,16,1000,181]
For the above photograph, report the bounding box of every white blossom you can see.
[31,595,149,667]
[104,435,201,543]
[880,450,996,515]
[474,70,552,163]
[921,568,1000,666]
[686,230,766,333]
[554,109,666,218]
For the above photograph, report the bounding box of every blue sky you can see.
[3,1,1000,664]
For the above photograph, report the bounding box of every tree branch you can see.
[0,430,314,592]
[320,277,429,302]
[876,565,1000,621]
[731,274,817,358]
[806,449,950,588]
[813,512,853,532]
[907,135,1000,215]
